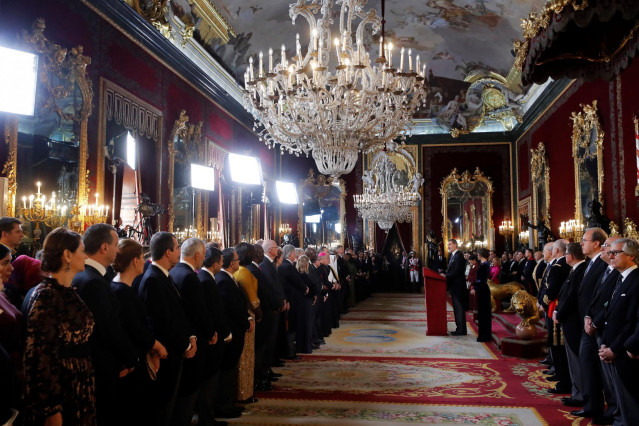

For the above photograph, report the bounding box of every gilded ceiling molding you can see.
[513,0,588,70]
[188,0,236,44]
[125,0,172,39]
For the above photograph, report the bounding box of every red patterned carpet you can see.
[226,293,593,425]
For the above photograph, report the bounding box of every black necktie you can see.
[611,275,623,300]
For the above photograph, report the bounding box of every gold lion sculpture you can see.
[511,289,542,340]
[488,280,525,312]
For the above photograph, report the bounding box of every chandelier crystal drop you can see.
[243,0,428,177]
[353,150,421,232]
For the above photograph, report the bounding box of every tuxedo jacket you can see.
[196,269,230,339]
[308,264,324,297]
[577,255,608,319]
[555,261,589,351]
[214,270,248,368]
[72,264,138,379]
[196,269,228,377]
[137,264,194,355]
[260,257,286,308]
[599,268,639,355]
[445,251,466,293]
[170,263,217,342]
[278,260,308,300]
[589,267,621,326]
[247,262,279,312]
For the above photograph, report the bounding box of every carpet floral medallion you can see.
[307,320,495,359]
[227,400,545,425]
[223,293,587,424]
[262,357,509,401]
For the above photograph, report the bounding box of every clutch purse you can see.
[146,353,158,381]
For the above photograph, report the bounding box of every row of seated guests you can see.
[536,230,639,425]
[0,215,374,426]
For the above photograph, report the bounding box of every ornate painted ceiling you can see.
[175,0,544,82]
[127,0,554,136]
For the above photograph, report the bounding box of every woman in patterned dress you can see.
[233,242,260,403]
[23,227,96,425]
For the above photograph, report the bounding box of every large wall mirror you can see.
[3,19,92,245]
[571,100,604,222]
[98,78,163,236]
[440,167,494,255]
[167,110,204,233]
[531,142,551,243]
[298,169,346,248]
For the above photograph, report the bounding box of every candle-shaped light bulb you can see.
[248,56,254,81]
[296,33,301,57]
[268,47,273,72]
[29,195,34,208]
[422,64,426,78]
[379,36,383,58]
[334,38,341,65]
[37,181,41,195]
[342,30,347,52]
[312,28,318,51]
[400,47,405,71]
[281,44,287,67]
[258,51,263,78]
[416,55,420,73]
[22,196,26,209]
[408,48,412,71]
[388,42,393,66]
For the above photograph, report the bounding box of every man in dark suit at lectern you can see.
[442,239,467,336]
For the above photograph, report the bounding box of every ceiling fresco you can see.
[174,0,544,81]
[164,0,547,134]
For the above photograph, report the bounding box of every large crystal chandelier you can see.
[243,0,427,177]
[353,149,421,231]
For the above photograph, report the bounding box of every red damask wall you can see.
[517,58,639,233]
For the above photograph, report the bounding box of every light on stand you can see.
[191,164,215,191]
[276,181,298,204]
[0,46,38,116]
[126,132,136,170]
[228,153,262,185]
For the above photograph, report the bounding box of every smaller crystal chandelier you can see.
[353,149,421,232]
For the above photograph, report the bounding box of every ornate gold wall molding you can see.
[189,0,236,44]
[571,100,604,221]
[2,118,18,217]
[125,0,172,39]
[3,19,94,214]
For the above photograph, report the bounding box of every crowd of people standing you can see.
[0,216,391,426]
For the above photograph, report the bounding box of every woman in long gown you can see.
[471,248,493,343]
[233,242,260,403]
[23,227,96,425]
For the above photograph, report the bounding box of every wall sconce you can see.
[559,219,584,241]
[279,223,291,235]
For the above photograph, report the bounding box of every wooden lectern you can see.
[422,267,448,336]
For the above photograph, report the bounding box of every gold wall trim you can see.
[530,142,551,243]
[189,0,236,44]
[571,100,604,222]
[79,0,256,136]
[2,117,18,217]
